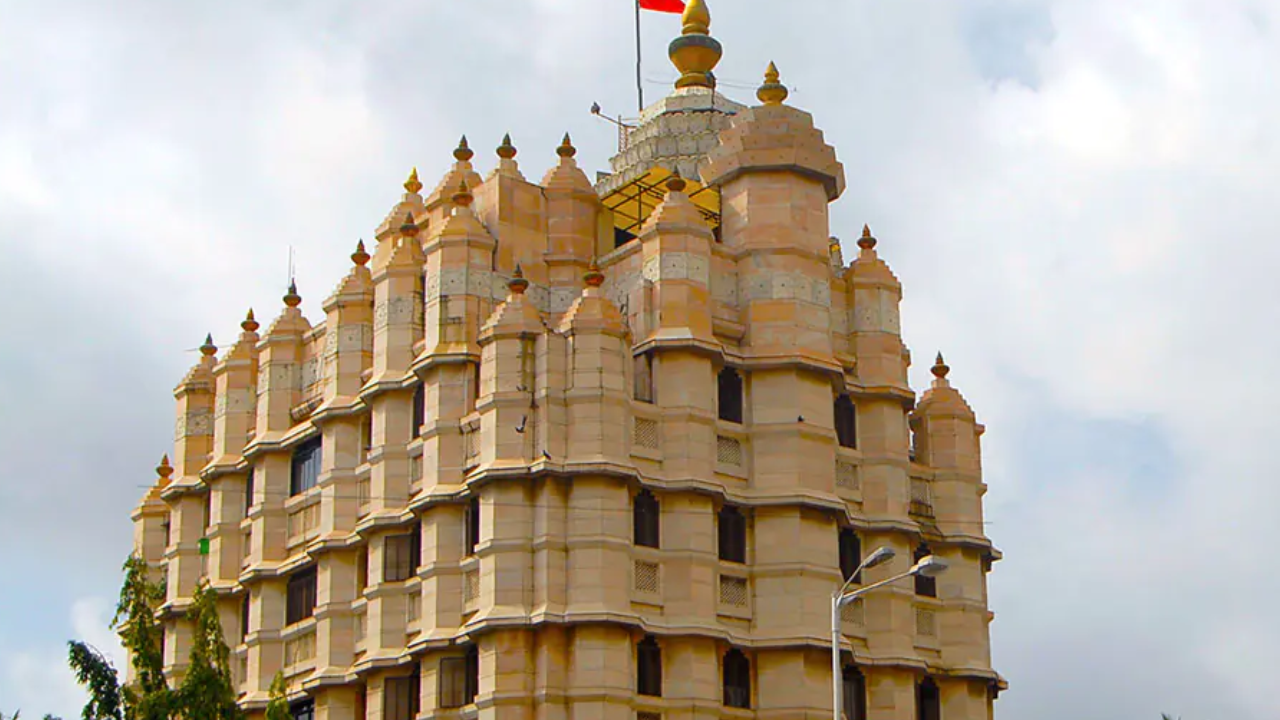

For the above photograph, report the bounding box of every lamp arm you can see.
[835,568,917,608]
[833,555,880,601]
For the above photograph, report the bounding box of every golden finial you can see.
[497,133,517,160]
[829,236,841,251]
[682,0,711,35]
[508,264,529,294]
[584,257,605,288]
[351,239,370,267]
[932,352,951,379]
[399,212,419,236]
[241,308,260,333]
[283,280,302,308]
[858,224,877,250]
[757,61,789,105]
[557,133,577,159]
[200,333,217,357]
[666,168,687,194]
[669,0,721,89]
[404,167,422,194]
[452,179,474,207]
[156,454,174,480]
[454,136,474,162]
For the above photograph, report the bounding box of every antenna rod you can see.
[635,0,644,113]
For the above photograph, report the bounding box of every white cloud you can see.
[1,597,120,720]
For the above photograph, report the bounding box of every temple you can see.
[132,2,1005,718]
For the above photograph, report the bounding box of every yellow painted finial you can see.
[858,224,877,250]
[399,212,419,236]
[669,0,721,89]
[404,167,422,194]
[156,454,174,480]
[454,136,474,162]
[932,352,950,379]
[241,308,260,333]
[351,239,370,267]
[200,333,217,357]
[497,133,517,160]
[283,280,302,308]
[452,179,474,207]
[682,0,711,35]
[557,133,577,159]
[757,61,789,105]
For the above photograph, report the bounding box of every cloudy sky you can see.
[2,0,1278,717]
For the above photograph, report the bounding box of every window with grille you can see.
[914,544,937,598]
[239,592,250,643]
[717,368,744,424]
[634,352,655,403]
[717,505,747,564]
[634,490,660,548]
[244,467,255,516]
[839,528,862,583]
[465,497,480,556]
[411,383,425,439]
[637,636,662,697]
[384,667,421,720]
[285,567,317,625]
[843,665,867,720]
[722,649,751,709]
[290,437,323,496]
[917,677,941,720]
[835,393,857,449]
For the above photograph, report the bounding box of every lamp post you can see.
[831,549,948,720]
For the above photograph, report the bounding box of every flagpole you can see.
[635,0,644,113]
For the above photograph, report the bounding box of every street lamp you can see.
[831,550,948,720]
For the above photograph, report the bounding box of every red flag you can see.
[639,0,685,13]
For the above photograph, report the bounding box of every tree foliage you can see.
[265,671,289,720]
[110,555,173,720]
[176,583,241,720]
[66,641,122,720]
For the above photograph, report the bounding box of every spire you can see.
[497,133,517,160]
[200,333,217,357]
[241,309,260,333]
[454,135,474,162]
[932,352,950,380]
[404,167,423,194]
[757,61,789,105]
[351,239,370,266]
[283,280,302,308]
[858,224,877,250]
[557,133,577,159]
[669,0,722,89]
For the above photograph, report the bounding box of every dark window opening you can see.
[285,566,317,625]
[470,362,482,412]
[384,666,420,720]
[465,645,479,705]
[634,490,660,548]
[362,417,374,461]
[914,544,937,598]
[240,592,251,643]
[161,519,171,547]
[717,368,744,424]
[835,393,857,449]
[839,528,862,584]
[718,505,747,564]
[615,226,637,249]
[439,657,467,709]
[637,636,662,697]
[723,648,751,709]
[289,699,314,720]
[290,437,323,496]
[201,493,211,533]
[917,677,941,720]
[465,497,481,556]
[244,467,255,516]
[843,665,868,720]
[634,352,655,404]
[411,384,425,440]
[356,546,368,593]
[384,533,415,583]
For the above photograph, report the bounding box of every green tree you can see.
[111,556,173,720]
[265,671,289,720]
[177,583,241,720]
[66,641,122,720]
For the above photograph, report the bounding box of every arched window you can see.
[917,676,941,720]
[637,636,662,697]
[411,383,425,439]
[843,665,867,720]
[914,544,937,598]
[717,505,747,564]
[717,367,744,424]
[834,393,857,449]
[723,648,751,708]
[634,490,660,548]
[839,528,862,583]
